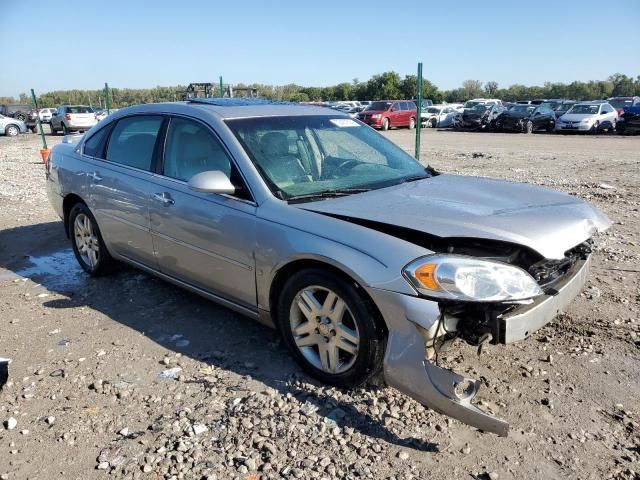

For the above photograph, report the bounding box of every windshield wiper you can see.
[287,188,371,204]
[399,174,430,184]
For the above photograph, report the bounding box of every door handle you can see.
[153,192,175,206]
[88,172,103,182]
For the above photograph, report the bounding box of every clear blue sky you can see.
[1,0,639,97]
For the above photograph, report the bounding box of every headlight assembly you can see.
[403,255,543,302]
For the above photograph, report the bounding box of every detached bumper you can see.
[367,288,510,436]
[499,256,591,343]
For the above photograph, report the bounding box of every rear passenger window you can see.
[106,116,163,171]
[83,124,113,159]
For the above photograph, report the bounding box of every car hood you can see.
[559,113,595,121]
[501,111,529,119]
[298,175,611,260]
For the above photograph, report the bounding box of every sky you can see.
[1,0,639,97]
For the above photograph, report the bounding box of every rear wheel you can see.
[62,123,69,135]
[4,125,19,137]
[382,118,390,131]
[277,269,386,387]
[68,203,115,276]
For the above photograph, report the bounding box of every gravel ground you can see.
[0,129,639,480]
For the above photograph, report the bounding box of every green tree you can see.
[484,81,498,96]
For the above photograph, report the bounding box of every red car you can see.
[357,100,417,130]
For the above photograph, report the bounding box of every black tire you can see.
[62,123,69,135]
[429,118,437,128]
[4,125,19,137]
[617,123,626,135]
[14,112,27,122]
[68,203,115,276]
[381,118,390,131]
[408,117,415,130]
[50,123,57,135]
[525,120,534,134]
[591,120,600,134]
[546,121,555,133]
[276,268,386,388]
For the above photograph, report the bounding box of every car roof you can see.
[184,98,341,119]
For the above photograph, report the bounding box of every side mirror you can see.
[188,170,236,195]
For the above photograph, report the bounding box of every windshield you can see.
[509,105,536,114]
[540,101,560,110]
[463,101,484,109]
[567,104,599,115]
[607,99,632,109]
[426,107,440,114]
[366,101,392,111]
[226,115,428,201]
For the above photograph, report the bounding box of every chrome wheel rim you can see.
[6,126,18,136]
[73,213,100,269]
[289,286,360,374]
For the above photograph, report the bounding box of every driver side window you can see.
[163,117,231,182]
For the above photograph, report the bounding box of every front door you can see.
[86,115,164,267]
[148,116,257,307]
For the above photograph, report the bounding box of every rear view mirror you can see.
[188,170,236,195]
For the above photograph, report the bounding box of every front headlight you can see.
[372,114,381,119]
[403,255,543,302]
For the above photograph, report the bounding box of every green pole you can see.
[104,83,111,114]
[30,89,47,149]
[415,62,423,161]
[219,76,224,97]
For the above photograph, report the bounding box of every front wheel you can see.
[408,117,415,129]
[381,118,390,131]
[525,120,534,134]
[277,269,386,387]
[68,203,115,276]
[591,121,600,133]
[4,125,19,137]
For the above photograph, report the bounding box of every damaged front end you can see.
[369,237,596,437]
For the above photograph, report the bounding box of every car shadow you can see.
[0,221,439,453]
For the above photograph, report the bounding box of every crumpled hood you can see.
[501,111,529,120]
[299,175,612,260]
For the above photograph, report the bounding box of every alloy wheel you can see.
[5,125,18,137]
[289,286,360,374]
[73,213,100,269]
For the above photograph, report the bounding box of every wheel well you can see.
[62,194,86,237]
[268,259,387,336]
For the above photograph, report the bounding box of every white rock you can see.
[45,416,56,425]
[5,417,17,430]
[192,423,208,435]
[119,427,129,436]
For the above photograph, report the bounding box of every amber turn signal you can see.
[414,263,439,290]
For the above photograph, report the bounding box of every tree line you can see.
[1,73,639,108]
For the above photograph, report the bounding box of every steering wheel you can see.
[332,159,363,177]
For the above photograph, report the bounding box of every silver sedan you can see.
[46,99,610,436]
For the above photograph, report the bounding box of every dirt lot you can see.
[1,129,638,480]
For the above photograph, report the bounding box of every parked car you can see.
[606,96,640,116]
[95,108,119,122]
[420,105,461,128]
[463,98,503,108]
[551,100,578,118]
[358,100,417,130]
[0,104,37,132]
[50,105,97,135]
[556,101,618,133]
[46,99,610,436]
[617,108,640,135]
[494,103,556,133]
[458,103,506,130]
[0,114,27,136]
[38,108,58,123]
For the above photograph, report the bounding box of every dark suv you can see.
[0,104,38,133]
[357,100,417,130]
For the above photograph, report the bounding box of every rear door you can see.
[149,115,257,307]
[86,115,164,267]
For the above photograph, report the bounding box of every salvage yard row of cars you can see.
[0,104,117,137]
[1,96,639,137]
[327,96,640,135]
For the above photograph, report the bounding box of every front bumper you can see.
[556,122,593,131]
[499,256,591,343]
[367,256,591,436]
